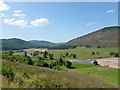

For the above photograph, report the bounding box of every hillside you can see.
[1,38,61,50]
[67,26,119,48]
[1,38,34,50]
[28,40,60,47]
[2,60,115,88]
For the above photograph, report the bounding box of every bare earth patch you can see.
[95,58,119,69]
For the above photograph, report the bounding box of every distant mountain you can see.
[1,38,62,50]
[67,26,119,48]
[28,40,60,47]
[2,38,34,50]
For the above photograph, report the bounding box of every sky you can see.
[0,1,118,43]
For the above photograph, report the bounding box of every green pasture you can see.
[49,47,118,60]
[70,63,119,87]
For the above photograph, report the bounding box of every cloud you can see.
[0,13,7,17]
[14,10,22,13]
[31,18,50,26]
[86,22,97,26]
[4,18,28,28]
[0,0,10,11]
[13,13,26,18]
[106,10,115,13]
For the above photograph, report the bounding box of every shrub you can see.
[110,52,115,56]
[93,60,99,65]
[64,61,72,68]
[73,54,77,58]
[2,63,15,79]
[92,52,95,55]
[97,46,101,48]
[114,53,120,57]
[53,65,67,71]
[96,52,99,54]
[22,70,30,79]
[65,52,69,56]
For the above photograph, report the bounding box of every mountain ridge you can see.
[1,26,119,50]
[67,26,119,48]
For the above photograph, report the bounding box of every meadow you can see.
[70,63,119,87]
[49,47,118,60]
[11,47,118,61]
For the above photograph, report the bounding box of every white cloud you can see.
[0,0,10,11]
[31,18,50,26]
[13,13,26,18]
[0,13,7,17]
[4,18,28,27]
[86,22,97,26]
[106,10,115,13]
[14,10,22,13]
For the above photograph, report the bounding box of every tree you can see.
[114,53,119,57]
[8,50,14,56]
[43,51,48,59]
[110,52,115,56]
[24,52,27,57]
[92,52,95,55]
[97,46,101,48]
[49,54,54,60]
[73,54,77,58]
[96,52,99,54]
[65,52,69,57]
[58,57,64,66]
[27,56,33,65]
[93,60,99,65]
[64,61,72,68]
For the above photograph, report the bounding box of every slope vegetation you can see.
[2,60,115,88]
[68,26,119,48]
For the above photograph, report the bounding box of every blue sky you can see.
[0,1,118,43]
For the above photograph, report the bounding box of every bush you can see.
[22,70,30,79]
[92,52,95,55]
[109,52,120,57]
[64,61,72,68]
[93,60,99,65]
[53,65,67,71]
[2,63,15,79]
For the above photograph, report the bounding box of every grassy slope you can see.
[2,60,115,88]
[49,47,118,60]
[70,63,119,87]
[67,26,119,48]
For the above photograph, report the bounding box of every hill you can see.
[67,26,119,48]
[2,60,115,88]
[1,38,61,50]
[1,38,34,50]
[28,40,60,47]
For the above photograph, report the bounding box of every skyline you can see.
[0,1,118,43]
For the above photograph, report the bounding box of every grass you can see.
[70,63,119,87]
[2,60,115,88]
[5,47,118,61]
[2,47,119,88]
[49,47,118,60]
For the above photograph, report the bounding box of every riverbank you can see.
[96,57,119,69]
[69,57,119,69]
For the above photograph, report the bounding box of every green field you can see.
[49,47,118,60]
[70,63,119,87]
